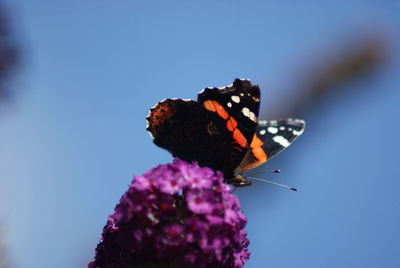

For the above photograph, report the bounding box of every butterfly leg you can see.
[230,174,252,187]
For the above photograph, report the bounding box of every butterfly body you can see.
[146,79,305,187]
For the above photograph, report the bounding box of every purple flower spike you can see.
[89,159,250,268]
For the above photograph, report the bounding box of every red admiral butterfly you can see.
[146,79,305,187]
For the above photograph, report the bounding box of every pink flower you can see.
[89,159,250,268]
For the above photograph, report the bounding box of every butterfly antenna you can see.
[247,169,281,176]
[246,176,298,191]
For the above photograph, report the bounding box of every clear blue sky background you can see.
[0,1,399,267]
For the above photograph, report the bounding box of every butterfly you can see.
[146,79,305,187]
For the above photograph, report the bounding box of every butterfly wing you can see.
[146,98,248,179]
[146,98,200,152]
[235,118,305,173]
[146,80,305,184]
[257,118,305,159]
[197,78,261,149]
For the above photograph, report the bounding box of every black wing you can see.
[146,98,247,179]
[256,118,305,160]
[197,78,261,147]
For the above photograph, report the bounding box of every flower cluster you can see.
[89,159,249,268]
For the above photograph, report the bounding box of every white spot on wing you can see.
[147,131,154,140]
[241,107,257,122]
[227,102,232,108]
[293,128,304,136]
[273,136,290,147]
[279,126,285,131]
[249,111,257,122]
[259,129,266,135]
[267,127,278,134]
[242,107,250,117]
[240,93,244,96]
[217,83,233,90]
[231,95,240,103]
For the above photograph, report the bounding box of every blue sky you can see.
[0,1,399,267]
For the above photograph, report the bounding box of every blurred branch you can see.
[0,2,20,102]
[250,32,390,198]
[0,2,20,267]
[269,33,389,119]
[305,39,386,99]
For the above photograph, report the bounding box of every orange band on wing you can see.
[203,100,229,120]
[226,117,238,132]
[203,100,217,112]
[233,129,247,148]
[250,134,264,148]
[203,99,247,148]
[252,147,267,162]
[250,134,267,161]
